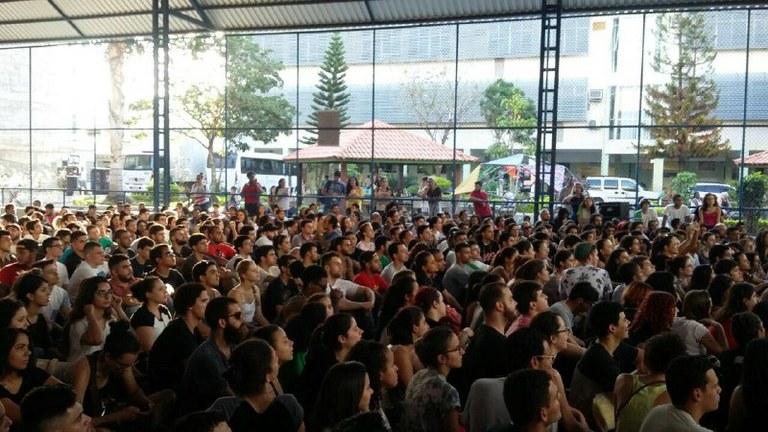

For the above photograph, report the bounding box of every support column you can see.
[152,0,171,210]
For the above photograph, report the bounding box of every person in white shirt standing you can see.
[662,194,692,230]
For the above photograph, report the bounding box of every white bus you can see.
[122,147,208,192]
[213,151,298,192]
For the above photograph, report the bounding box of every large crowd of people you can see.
[1,177,766,432]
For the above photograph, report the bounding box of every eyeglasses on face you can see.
[443,346,464,355]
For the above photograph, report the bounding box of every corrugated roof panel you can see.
[0,1,60,21]
[209,2,369,28]
[563,0,727,10]
[58,0,191,17]
[0,22,79,42]
[74,15,154,37]
[200,0,306,5]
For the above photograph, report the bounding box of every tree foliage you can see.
[130,34,295,191]
[402,67,481,145]
[670,171,698,199]
[304,33,351,144]
[741,172,768,233]
[480,79,537,156]
[643,12,729,165]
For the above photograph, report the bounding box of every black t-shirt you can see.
[64,253,83,278]
[27,313,52,352]
[130,257,154,278]
[478,240,500,264]
[263,277,300,323]
[148,268,186,289]
[130,304,171,329]
[229,395,303,432]
[148,318,203,392]
[576,341,638,393]
[460,324,508,402]
[0,366,50,404]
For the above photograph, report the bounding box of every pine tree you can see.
[644,12,729,167]
[304,33,351,144]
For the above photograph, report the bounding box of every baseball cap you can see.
[573,242,596,261]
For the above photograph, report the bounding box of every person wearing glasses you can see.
[69,320,175,430]
[401,326,464,432]
[179,297,244,415]
[64,276,129,363]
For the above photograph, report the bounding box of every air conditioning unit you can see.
[588,89,603,102]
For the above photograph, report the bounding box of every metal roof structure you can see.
[0,0,758,45]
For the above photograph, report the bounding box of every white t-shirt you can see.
[670,317,709,356]
[67,262,109,302]
[639,404,713,432]
[326,278,362,297]
[40,284,71,322]
[663,204,691,228]
[68,317,113,362]
[380,262,406,284]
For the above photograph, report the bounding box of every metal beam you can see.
[169,10,215,30]
[363,0,376,24]
[46,0,85,37]
[188,0,215,29]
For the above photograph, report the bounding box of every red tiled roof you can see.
[734,150,768,166]
[283,120,478,163]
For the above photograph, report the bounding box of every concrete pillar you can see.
[650,158,664,192]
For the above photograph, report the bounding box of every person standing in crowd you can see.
[420,177,443,217]
[241,171,264,219]
[191,173,210,213]
[468,181,492,220]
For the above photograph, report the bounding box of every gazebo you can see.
[283,120,478,192]
[734,150,768,171]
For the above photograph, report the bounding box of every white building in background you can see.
[0,10,766,194]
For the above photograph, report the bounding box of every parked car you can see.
[584,176,663,205]
[693,183,736,207]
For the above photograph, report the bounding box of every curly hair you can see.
[630,291,677,337]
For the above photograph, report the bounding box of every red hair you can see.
[622,281,653,309]
[630,291,677,335]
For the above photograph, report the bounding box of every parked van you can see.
[584,176,663,205]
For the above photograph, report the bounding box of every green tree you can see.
[485,142,513,160]
[644,12,729,167]
[131,35,295,191]
[670,171,698,199]
[741,172,768,234]
[480,79,537,156]
[303,33,351,144]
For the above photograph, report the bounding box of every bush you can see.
[670,172,698,199]
[130,182,186,204]
[741,172,768,234]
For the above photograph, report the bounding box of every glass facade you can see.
[0,8,766,215]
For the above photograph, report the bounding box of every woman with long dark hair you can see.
[375,275,418,342]
[65,276,128,362]
[698,193,723,229]
[717,283,758,349]
[346,341,399,426]
[727,338,768,431]
[307,361,372,432]
[11,272,53,358]
[0,328,61,425]
[226,339,304,432]
[279,302,328,394]
[298,313,363,414]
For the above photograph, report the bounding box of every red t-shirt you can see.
[470,190,492,218]
[353,271,389,294]
[241,181,263,205]
[208,243,236,261]
[0,263,22,290]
